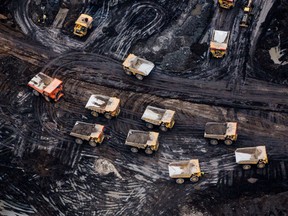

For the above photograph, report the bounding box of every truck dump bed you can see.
[205,122,227,135]
[168,159,200,178]
[210,30,230,50]
[75,14,93,28]
[141,106,175,124]
[123,54,155,76]
[125,130,159,148]
[70,121,104,140]
[235,146,267,164]
[85,94,120,112]
[28,72,54,92]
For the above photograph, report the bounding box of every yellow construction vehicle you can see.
[240,0,253,28]
[210,30,230,58]
[73,14,93,37]
[218,0,235,9]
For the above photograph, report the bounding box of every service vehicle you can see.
[73,14,93,37]
[204,122,238,145]
[240,0,253,27]
[141,106,175,131]
[168,159,203,184]
[85,94,120,119]
[28,72,64,102]
[122,54,155,80]
[235,145,268,170]
[210,30,230,58]
[70,121,105,146]
[125,130,159,154]
[218,0,235,9]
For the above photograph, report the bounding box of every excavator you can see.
[218,0,235,9]
[240,0,253,27]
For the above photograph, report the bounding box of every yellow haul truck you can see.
[168,159,203,184]
[218,0,235,9]
[210,30,230,58]
[73,14,93,37]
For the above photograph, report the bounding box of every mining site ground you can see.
[0,0,288,215]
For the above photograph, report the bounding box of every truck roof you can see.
[168,159,201,178]
[122,54,155,76]
[70,121,104,138]
[210,30,230,50]
[28,72,61,93]
[75,14,93,28]
[235,146,267,163]
[125,130,159,146]
[141,106,175,124]
[85,94,120,112]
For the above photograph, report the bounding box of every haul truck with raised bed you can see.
[73,14,93,37]
[28,72,64,102]
[210,30,230,58]
[141,106,175,132]
[218,0,235,9]
[168,159,203,184]
[125,130,159,154]
[204,122,237,145]
[70,121,105,147]
[85,94,120,119]
[122,54,155,80]
[240,0,253,28]
[235,146,268,170]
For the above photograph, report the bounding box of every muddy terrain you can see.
[0,0,287,215]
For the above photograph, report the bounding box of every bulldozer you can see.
[73,14,93,37]
[28,72,64,102]
[240,0,253,28]
[210,30,230,58]
[218,0,235,9]
[122,54,155,80]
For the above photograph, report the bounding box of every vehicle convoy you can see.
[28,72,64,102]
[168,159,203,184]
[85,94,120,119]
[204,122,238,145]
[122,54,155,80]
[210,30,230,58]
[218,0,235,9]
[73,14,93,37]
[235,146,268,170]
[125,130,159,154]
[70,121,105,147]
[240,0,253,27]
[141,106,175,131]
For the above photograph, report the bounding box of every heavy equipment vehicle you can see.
[122,54,155,80]
[168,159,203,184]
[28,72,64,102]
[240,0,253,28]
[218,0,235,9]
[125,130,159,154]
[85,94,120,119]
[204,122,237,145]
[70,121,105,146]
[235,146,268,170]
[73,14,93,37]
[141,106,175,132]
[210,30,230,58]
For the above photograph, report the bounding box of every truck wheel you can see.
[146,123,153,129]
[44,96,51,102]
[135,74,143,80]
[89,140,97,147]
[160,125,168,132]
[145,148,153,155]
[33,90,40,96]
[176,178,184,184]
[242,164,251,170]
[130,147,138,153]
[104,113,112,119]
[209,139,218,145]
[224,139,233,145]
[257,163,265,169]
[125,70,132,75]
[75,138,83,145]
[91,111,99,117]
[190,176,199,183]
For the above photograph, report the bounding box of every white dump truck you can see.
[125,130,159,154]
[168,159,203,184]
[235,146,268,170]
[141,106,175,131]
[70,121,105,146]
[122,54,155,80]
[210,30,230,58]
[204,122,238,145]
[85,94,120,119]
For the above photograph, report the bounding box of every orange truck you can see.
[28,72,64,102]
